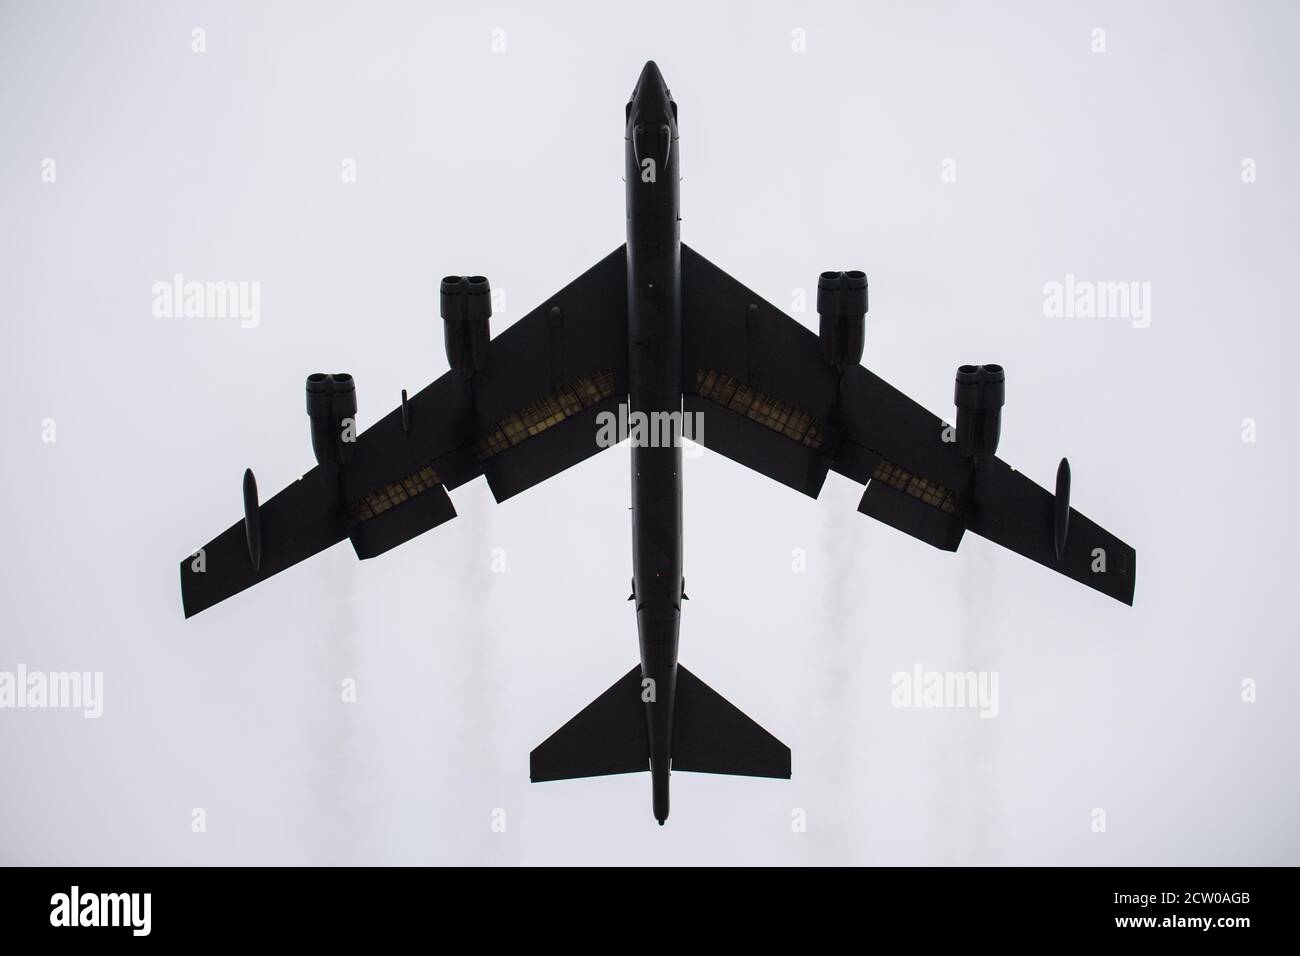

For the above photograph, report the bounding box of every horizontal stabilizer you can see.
[530,665,649,782]
[672,665,790,778]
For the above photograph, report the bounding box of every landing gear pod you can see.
[306,372,357,466]
[954,364,1005,458]
[816,270,867,370]
[440,275,492,373]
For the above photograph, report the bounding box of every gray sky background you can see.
[1,0,1297,865]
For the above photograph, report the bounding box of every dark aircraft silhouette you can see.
[180,62,1135,825]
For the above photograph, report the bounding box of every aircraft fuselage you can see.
[625,61,682,825]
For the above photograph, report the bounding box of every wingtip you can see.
[179,559,197,619]
[1123,549,1136,606]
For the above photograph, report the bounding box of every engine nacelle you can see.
[306,372,357,466]
[954,364,1004,458]
[816,270,867,370]
[440,275,491,373]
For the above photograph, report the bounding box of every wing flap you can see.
[858,479,966,552]
[347,472,457,560]
[483,394,622,503]
[684,394,829,497]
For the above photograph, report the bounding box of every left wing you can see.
[180,247,628,617]
[681,244,1135,605]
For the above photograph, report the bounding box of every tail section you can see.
[673,665,791,778]
[529,663,790,821]
[530,666,648,782]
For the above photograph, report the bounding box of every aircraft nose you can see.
[632,60,669,106]
[638,60,666,92]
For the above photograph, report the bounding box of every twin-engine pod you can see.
[953,364,1005,457]
[816,270,867,370]
[306,372,357,466]
[440,275,491,373]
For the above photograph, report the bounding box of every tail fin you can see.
[528,663,791,784]
[673,665,791,778]
[530,666,648,782]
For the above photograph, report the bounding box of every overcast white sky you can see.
[1,0,1297,865]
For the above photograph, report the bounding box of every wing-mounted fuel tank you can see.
[306,372,358,466]
[816,270,867,370]
[1054,457,1071,561]
[440,275,492,374]
[242,467,261,571]
[953,364,1004,458]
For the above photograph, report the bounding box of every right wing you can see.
[681,244,1135,605]
[180,247,628,617]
